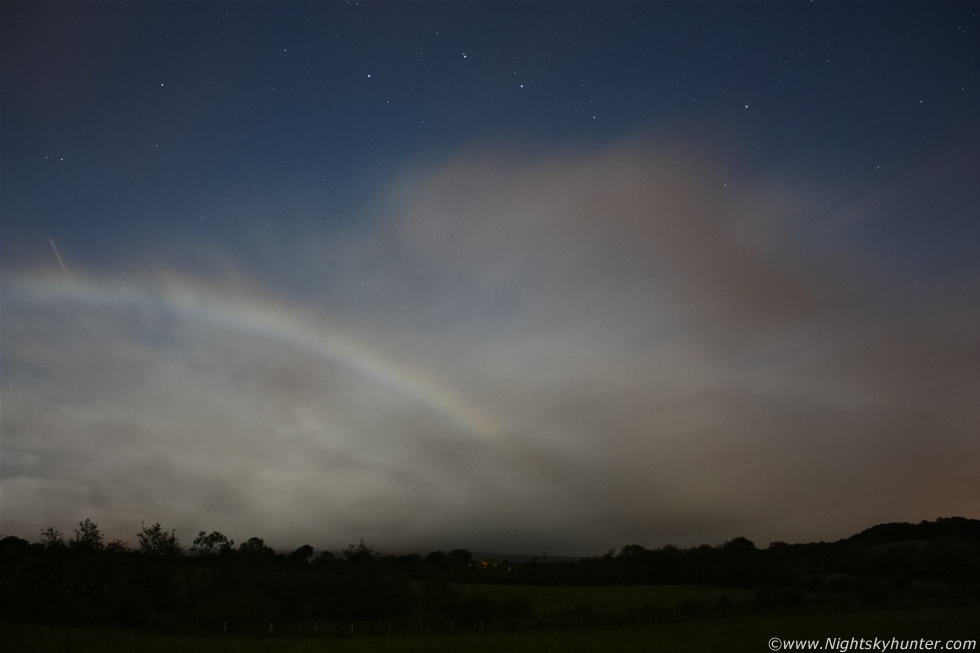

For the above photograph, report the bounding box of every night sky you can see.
[1,2,978,555]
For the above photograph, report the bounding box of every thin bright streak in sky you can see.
[48,239,71,280]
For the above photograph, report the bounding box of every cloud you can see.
[2,135,977,552]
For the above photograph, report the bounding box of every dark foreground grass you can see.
[454,582,756,617]
[3,605,978,653]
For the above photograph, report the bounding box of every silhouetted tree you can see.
[343,538,379,565]
[334,539,416,620]
[286,544,314,567]
[447,548,473,570]
[238,536,275,557]
[106,539,129,553]
[311,550,337,570]
[70,518,104,551]
[419,571,457,623]
[0,535,31,554]
[137,522,180,556]
[723,536,757,552]
[39,526,66,549]
[618,543,648,559]
[190,530,234,556]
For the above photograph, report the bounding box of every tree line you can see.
[0,517,977,633]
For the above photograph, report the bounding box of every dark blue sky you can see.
[4,2,975,266]
[1,2,978,552]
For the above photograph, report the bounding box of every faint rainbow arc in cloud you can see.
[6,274,501,439]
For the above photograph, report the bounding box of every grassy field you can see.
[3,604,978,653]
[454,582,756,618]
